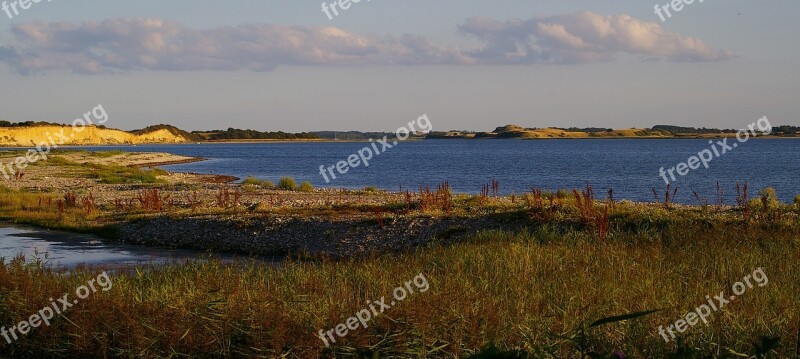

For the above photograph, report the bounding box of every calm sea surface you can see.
[74,139,800,205]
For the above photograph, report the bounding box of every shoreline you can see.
[132,156,241,183]
[133,156,206,167]
[0,135,797,148]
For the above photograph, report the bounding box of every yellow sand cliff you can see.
[0,126,193,146]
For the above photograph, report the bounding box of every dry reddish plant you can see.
[81,193,96,215]
[137,189,164,212]
[736,181,750,219]
[64,192,77,208]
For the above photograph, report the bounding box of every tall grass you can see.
[0,189,110,234]
[0,223,797,357]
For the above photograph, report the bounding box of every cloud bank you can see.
[0,12,735,74]
[458,12,736,64]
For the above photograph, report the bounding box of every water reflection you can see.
[0,225,255,270]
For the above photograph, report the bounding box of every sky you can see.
[0,0,797,132]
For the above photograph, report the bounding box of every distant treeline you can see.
[651,125,735,134]
[773,125,800,135]
[652,125,799,135]
[425,131,476,139]
[0,121,107,128]
[196,128,319,140]
[135,124,203,141]
[557,127,613,133]
[314,131,396,140]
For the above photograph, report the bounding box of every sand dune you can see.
[0,125,193,147]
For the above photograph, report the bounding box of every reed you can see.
[0,221,797,357]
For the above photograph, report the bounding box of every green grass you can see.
[88,149,125,157]
[149,167,169,176]
[33,155,79,167]
[278,176,297,190]
[242,176,274,187]
[27,154,166,184]
[89,164,166,184]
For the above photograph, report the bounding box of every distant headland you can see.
[427,124,800,139]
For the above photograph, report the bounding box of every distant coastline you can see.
[0,122,797,147]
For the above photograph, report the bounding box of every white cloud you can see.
[458,12,736,64]
[0,13,734,74]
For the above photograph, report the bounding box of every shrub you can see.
[795,194,800,208]
[363,186,379,193]
[278,177,297,190]
[299,181,314,192]
[242,177,274,188]
[759,187,779,211]
[747,198,762,212]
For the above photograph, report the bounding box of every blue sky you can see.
[0,1,797,132]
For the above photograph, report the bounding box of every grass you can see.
[279,177,297,191]
[0,222,797,357]
[87,149,125,157]
[26,154,166,184]
[0,188,119,236]
[242,176,274,188]
[36,155,78,167]
[299,181,314,192]
[88,164,166,184]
